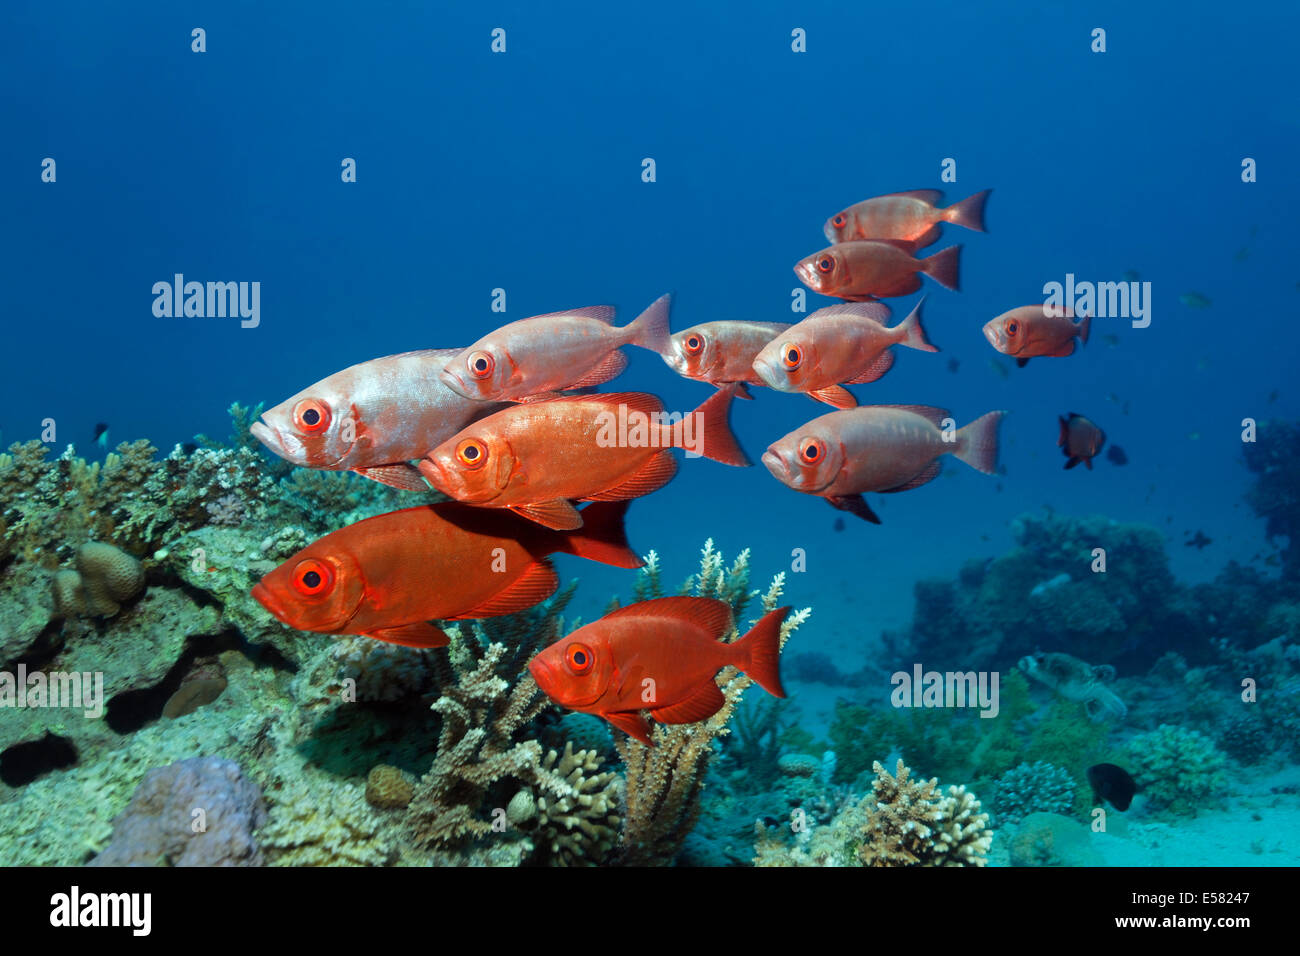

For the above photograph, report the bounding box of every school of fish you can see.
[247,183,1111,742]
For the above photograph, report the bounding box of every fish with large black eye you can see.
[660,319,789,396]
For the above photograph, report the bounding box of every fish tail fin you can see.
[625,293,672,354]
[953,410,1005,474]
[673,383,751,466]
[920,245,961,291]
[732,606,789,698]
[944,189,991,232]
[1077,312,1091,345]
[560,500,645,568]
[896,295,939,352]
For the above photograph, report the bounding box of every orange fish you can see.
[762,405,1004,523]
[1059,413,1106,470]
[441,295,671,403]
[823,189,991,246]
[418,388,749,530]
[983,305,1091,367]
[661,320,790,394]
[751,299,937,409]
[529,597,789,744]
[250,349,508,490]
[251,500,643,647]
[795,241,960,300]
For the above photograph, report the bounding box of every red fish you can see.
[1059,413,1106,470]
[795,241,960,300]
[529,597,789,744]
[418,387,749,530]
[661,320,791,394]
[251,500,643,648]
[751,299,937,409]
[983,305,1090,367]
[762,405,1004,523]
[250,350,508,490]
[441,295,671,403]
[823,189,991,246]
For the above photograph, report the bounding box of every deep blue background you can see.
[3,1,1296,653]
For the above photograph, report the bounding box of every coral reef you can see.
[512,742,622,866]
[90,757,266,866]
[992,761,1077,824]
[1123,724,1228,817]
[1243,418,1300,580]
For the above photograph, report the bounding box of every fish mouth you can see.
[528,657,556,696]
[794,260,821,290]
[249,420,283,454]
[822,221,839,244]
[982,324,1006,352]
[439,366,474,398]
[761,448,790,482]
[251,581,287,622]
[416,456,452,493]
[751,359,787,392]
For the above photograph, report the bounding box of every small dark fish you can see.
[947,357,960,374]
[1121,269,1140,283]
[1102,334,1119,348]
[833,517,846,532]
[181,442,198,455]
[1185,530,1212,549]
[1058,413,1105,470]
[1180,292,1211,309]
[93,423,110,448]
[1268,389,1279,404]
[1087,763,1136,812]
[1106,445,1128,466]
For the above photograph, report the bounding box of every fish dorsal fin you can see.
[364,622,452,648]
[388,348,464,361]
[887,189,943,204]
[352,463,430,491]
[564,350,628,389]
[866,238,920,253]
[651,681,725,724]
[807,385,857,409]
[575,391,665,416]
[602,596,734,638]
[583,451,678,501]
[525,305,616,325]
[879,460,941,493]
[871,404,950,427]
[605,710,653,745]
[809,302,891,323]
[453,559,558,618]
[846,349,895,384]
[510,499,584,530]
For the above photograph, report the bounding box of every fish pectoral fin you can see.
[845,350,895,384]
[827,494,881,524]
[456,559,559,618]
[807,385,857,409]
[879,461,942,493]
[1016,357,1030,368]
[364,622,452,648]
[510,499,584,530]
[583,452,678,501]
[352,463,429,491]
[650,682,726,725]
[605,710,654,745]
[564,350,629,390]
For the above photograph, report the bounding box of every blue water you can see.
[3,2,1297,711]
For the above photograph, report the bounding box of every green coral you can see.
[1123,724,1228,817]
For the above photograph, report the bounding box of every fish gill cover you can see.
[0,0,1297,879]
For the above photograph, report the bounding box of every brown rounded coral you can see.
[76,541,144,616]
[366,765,416,810]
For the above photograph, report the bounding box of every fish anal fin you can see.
[605,710,654,745]
[808,385,857,409]
[584,452,678,501]
[364,622,452,648]
[828,494,881,524]
[565,350,629,389]
[510,499,583,530]
[911,223,943,248]
[846,349,895,384]
[353,463,429,491]
[455,560,559,618]
[880,460,942,493]
[602,595,733,637]
[651,682,726,724]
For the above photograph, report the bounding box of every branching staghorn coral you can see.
[855,759,992,867]
[615,540,811,866]
[507,742,623,866]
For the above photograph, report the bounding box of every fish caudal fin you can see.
[896,296,938,352]
[560,500,645,568]
[731,606,790,698]
[676,383,750,466]
[944,189,991,232]
[920,245,961,291]
[1077,312,1091,345]
[625,293,672,354]
[953,410,1005,474]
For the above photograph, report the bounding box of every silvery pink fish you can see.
[442,295,672,403]
[661,319,791,395]
[823,189,991,246]
[795,241,961,300]
[250,349,507,490]
[983,305,1090,367]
